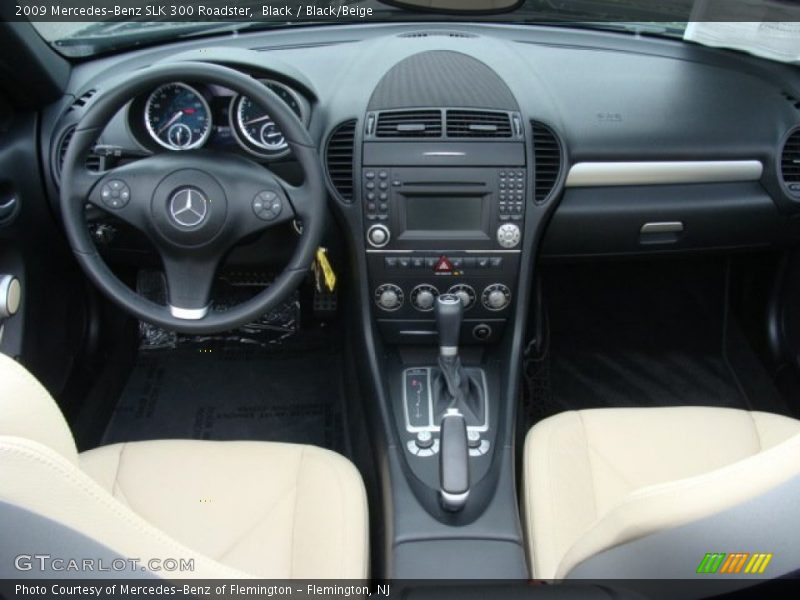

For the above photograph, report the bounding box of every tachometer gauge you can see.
[144,83,211,150]
[236,96,287,151]
[230,81,305,157]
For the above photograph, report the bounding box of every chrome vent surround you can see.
[325,120,357,202]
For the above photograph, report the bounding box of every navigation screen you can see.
[405,196,483,231]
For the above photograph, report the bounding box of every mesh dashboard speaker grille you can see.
[325,120,357,202]
[368,51,517,111]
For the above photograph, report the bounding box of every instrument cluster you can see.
[130,78,309,160]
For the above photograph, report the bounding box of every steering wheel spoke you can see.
[87,168,152,231]
[161,252,219,320]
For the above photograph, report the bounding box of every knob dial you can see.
[482,284,511,312]
[367,224,390,248]
[448,284,476,310]
[411,284,439,312]
[497,223,521,248]
[375,283,403,311]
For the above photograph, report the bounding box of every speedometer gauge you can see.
[144,83,211,150]
[230,81,305,157]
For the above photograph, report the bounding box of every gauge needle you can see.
[243,115,272,126]
[157,111,183,135]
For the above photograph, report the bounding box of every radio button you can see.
[497,223,521,248]
[367,224,390,248]
[379,170,389,179]
[365,171,376,179]
[366,181,375,190]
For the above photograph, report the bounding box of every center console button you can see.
[375,283,404,311]
[367,224,390,248]
[411,284,439,312]
[448,284,476,310]
[497,223,521,249]
[416,431,434,449]
[467,430,481,449]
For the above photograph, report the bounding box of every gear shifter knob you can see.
[436,293,463,357]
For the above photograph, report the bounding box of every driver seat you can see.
[0,353,369,579]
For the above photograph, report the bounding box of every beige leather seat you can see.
[523,407,800,580]
[0,353,368,579]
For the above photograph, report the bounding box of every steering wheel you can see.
[60,62,325,334]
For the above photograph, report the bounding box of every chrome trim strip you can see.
[565,160,763,187]
[169,305,210,320]
[366,249,521,254]
[640,221,684,234]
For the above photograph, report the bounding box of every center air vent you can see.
[446,110,512,138]
[376,110,442,138]
[53,125,102,186]
[532,121,563,203]
[325,120,357,202]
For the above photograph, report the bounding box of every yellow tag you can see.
[315,247,337,292]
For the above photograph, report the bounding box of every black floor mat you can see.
[102,328,346,454]
[524,259,791,423]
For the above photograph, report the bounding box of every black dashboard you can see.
[40,22,800,268]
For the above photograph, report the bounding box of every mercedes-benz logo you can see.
[169,187,208,228]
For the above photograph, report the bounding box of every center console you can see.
[363,138,526,346]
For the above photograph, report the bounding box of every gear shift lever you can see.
[436,294,463,359]
[435,294,470,511]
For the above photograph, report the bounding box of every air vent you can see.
[446,110,512,138]
[376,110,442,138]
[532,121,563,203]
[781,128,800,196]
[325,120,357,202]
[54,126,102,185]
[68,89,96,112]
[398,31,477,38]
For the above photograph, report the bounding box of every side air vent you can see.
[54,126,102,185]
[446,110,512,138]
[781,128,800,197]
[376,110,442,138]
[68,89,97,112]
[398,31,477,38]
[532,121,563,203]
[325,120,357,202]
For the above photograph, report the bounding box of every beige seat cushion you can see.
[80,440,368,578]
[523,407,800,579]
[0,353,368,579]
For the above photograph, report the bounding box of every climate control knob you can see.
[367,224,390,248]
[448,284,476,310]
[482,284,511,311]
[375,284,403,311]
[411,284,439,312]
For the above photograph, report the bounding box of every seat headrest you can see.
[0,353,77,464]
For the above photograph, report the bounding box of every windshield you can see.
[25,0,799,63]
